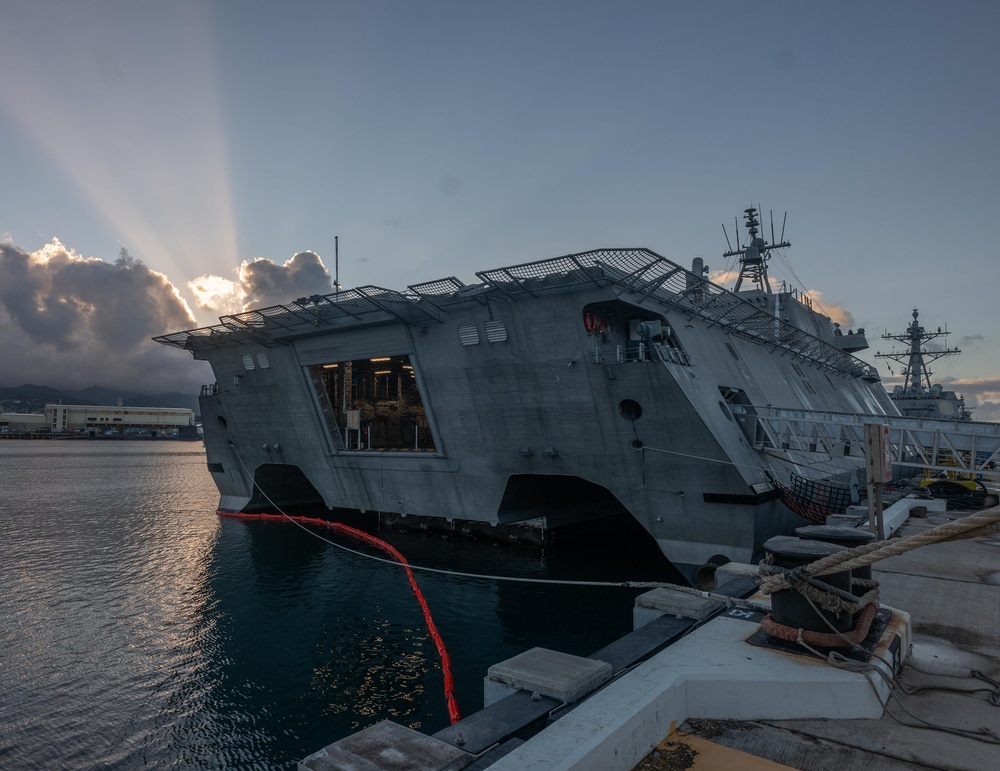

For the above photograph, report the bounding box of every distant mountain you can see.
[0,384,199,415]
[73,385,126,405]
[121,392,200,412]
[0,384,96,405]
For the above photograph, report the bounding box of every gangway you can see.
[736,405,1000,481]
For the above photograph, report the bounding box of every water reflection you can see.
[1,442,683,769]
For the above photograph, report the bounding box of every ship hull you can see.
[162,248,897,575]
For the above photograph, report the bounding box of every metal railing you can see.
[740,405,1000,480]
[590,341,691,366]
[156,248,874,381]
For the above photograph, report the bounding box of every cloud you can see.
[0,240,207,393]
[707,271,858,331]
[240,251,334,309]
[189,250,335,314]
[802,289,855,329]
[188,274,244,315]
[974,401,1000,422]
[708,268,740,286]
[959,333,986,346]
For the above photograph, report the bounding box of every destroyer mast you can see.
[875,309,970,420]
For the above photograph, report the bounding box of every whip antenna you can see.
[722,223,734,253]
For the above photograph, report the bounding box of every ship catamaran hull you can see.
[157,246,896,575]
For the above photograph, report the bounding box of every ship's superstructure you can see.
[156,209,897,576]
[876,309,971,420]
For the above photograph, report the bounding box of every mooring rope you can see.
[780,580,1000,745]
[215,434,1000,754]
[224,447,772,725]
[223,445,772,602]
[757,561,880,615]
[758,506,1000,595]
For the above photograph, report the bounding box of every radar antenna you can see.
[722,206,790,293]
[875,308,961,394]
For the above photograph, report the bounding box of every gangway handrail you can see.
[739,405,1000,480]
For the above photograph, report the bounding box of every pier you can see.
[299,501,1000,770]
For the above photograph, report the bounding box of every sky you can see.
[0,0,997,416]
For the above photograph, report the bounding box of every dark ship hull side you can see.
[180,252,895,574]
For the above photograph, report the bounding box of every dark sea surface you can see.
[0,441,679,769]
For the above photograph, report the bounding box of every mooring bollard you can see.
[763,535,853,634]
[794,525,876,593]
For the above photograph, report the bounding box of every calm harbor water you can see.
[0,441,677,769]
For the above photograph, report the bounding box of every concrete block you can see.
[714,562,759,581]
[881,495,947,538]
[838,497,948,538]
[486,647,612,706]
[483,608,910,771]
[632,587,724,630]
[911,496,947,512]
[299,720,469,771]
[832,507,869,527]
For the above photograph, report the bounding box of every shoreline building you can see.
[0,403,196,437]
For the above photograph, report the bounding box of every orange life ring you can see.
[584,312,597,333]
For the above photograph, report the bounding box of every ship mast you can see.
[875,308,960,393]
[723,206,791,293]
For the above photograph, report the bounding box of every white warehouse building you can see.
[1,404,195,436]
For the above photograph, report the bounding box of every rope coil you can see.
[760,603,880,648]
[758,506,1000,595]
[758,560,880,615]
[755,506,1000,651]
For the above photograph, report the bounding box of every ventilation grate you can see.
[484,320,508,343]
[457,324,480,346]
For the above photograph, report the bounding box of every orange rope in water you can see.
[220,511,461,724]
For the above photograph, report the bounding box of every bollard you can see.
[794,525,876,594]
[763,535,853,634]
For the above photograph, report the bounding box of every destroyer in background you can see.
[876,308,971,421]
[155,209,898,577]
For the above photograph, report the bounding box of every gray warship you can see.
[876,308,972,421]
[155,208,897,577]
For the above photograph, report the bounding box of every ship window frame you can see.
[305,354,440,455]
